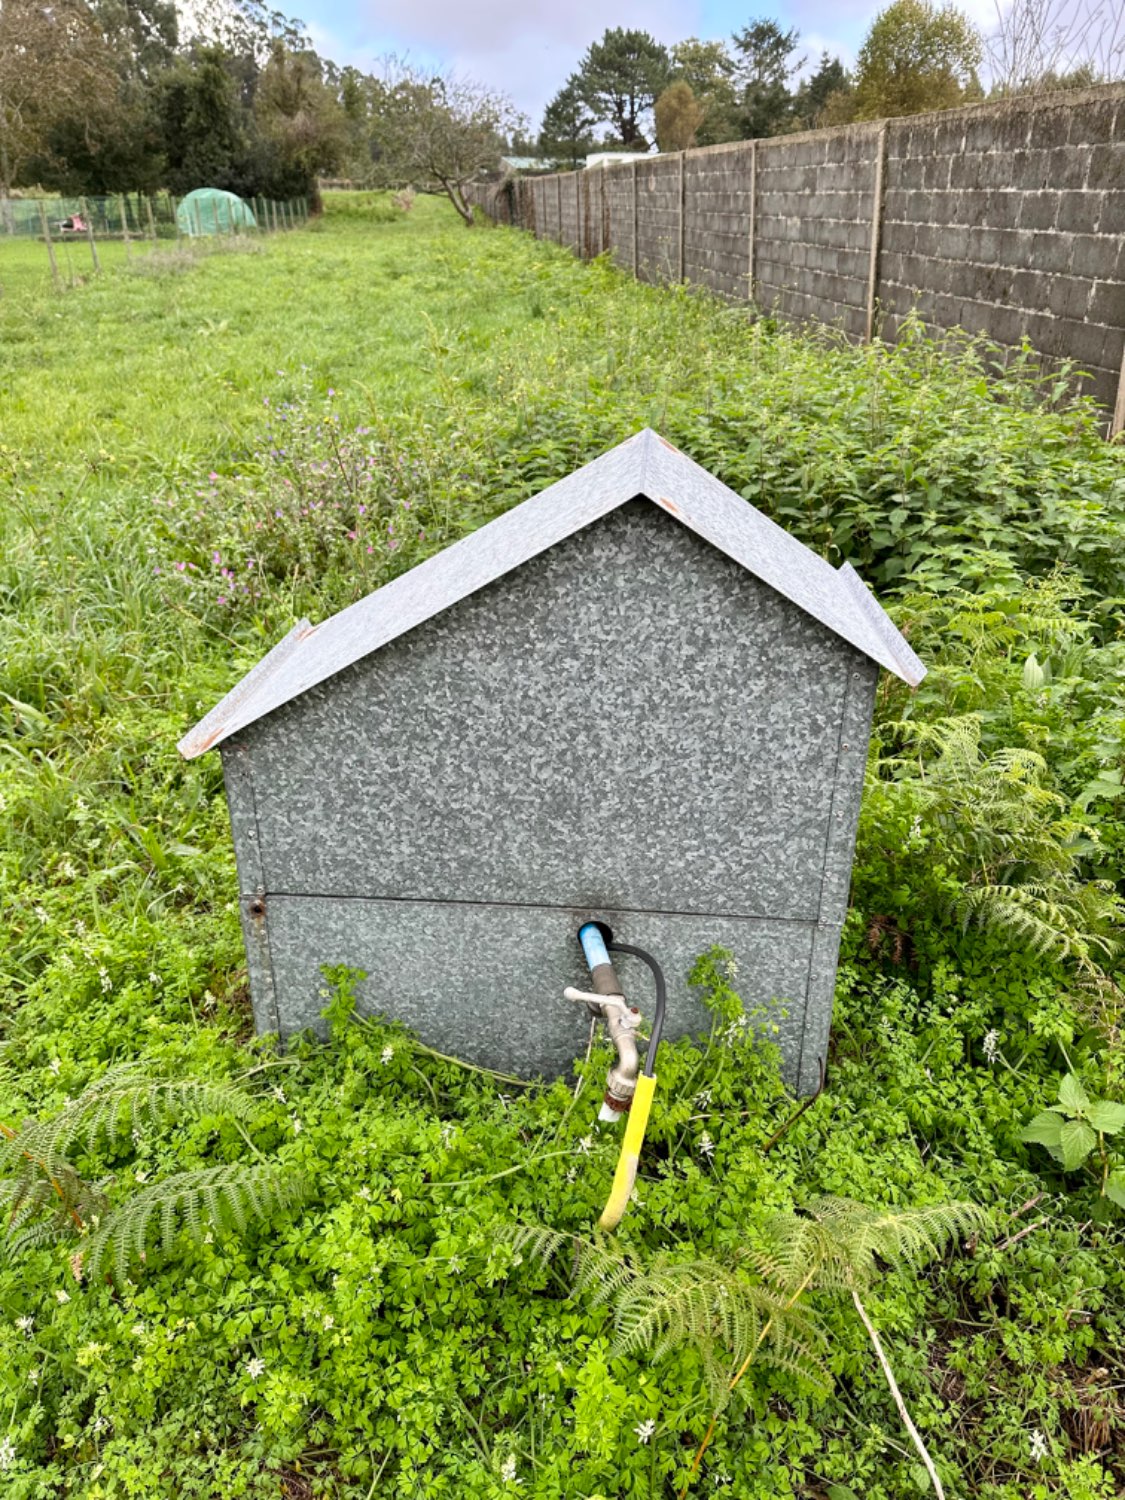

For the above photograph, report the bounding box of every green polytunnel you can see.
[176,188,257,237]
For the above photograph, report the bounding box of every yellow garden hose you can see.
[598,1072,657,1231]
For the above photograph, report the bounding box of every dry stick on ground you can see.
[851,1288,946,1500]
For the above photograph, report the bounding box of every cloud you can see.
[348,0,702,122]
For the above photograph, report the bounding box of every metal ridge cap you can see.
[836,562,926,686]
[177,617,317,759]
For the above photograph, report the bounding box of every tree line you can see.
[534,0,1120,164]
[1,0,1117,218]
[0,0,517,215]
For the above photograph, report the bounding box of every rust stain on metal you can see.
[657,495,680,514]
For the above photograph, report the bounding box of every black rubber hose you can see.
[606,941,666,1077]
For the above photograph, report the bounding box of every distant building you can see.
[585,151,660,170]
[499,156,559,175]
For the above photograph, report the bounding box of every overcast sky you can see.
[299,0,1006,127]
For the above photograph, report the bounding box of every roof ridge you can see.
[179,429,924,759]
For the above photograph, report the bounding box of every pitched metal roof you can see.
[179,428,924,759]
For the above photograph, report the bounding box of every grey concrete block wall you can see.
[473,83,1124,421]
[879,89,1124,409]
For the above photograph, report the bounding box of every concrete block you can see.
[1017,190,1061,231]
[980,191,1022,229]
[1011,148,1051,190]
[1047,274,1094,320]
[1056,189,1105,235]
[1048,146,1093,190]
[1067,97,1119,146]
[1028,106,1071,151]
[1087,143,1123,190]
[1069,232,1119,280]
[1089,279,1125,328]
[1028,230,1073,274]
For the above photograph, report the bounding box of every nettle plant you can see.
[1022,1073,1125,1208]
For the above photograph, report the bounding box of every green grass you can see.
[1,192,1124,1498]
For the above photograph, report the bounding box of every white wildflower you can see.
[290,1116,302,1135]
[131,1324,146,1338]
[272,1085,287,1104]
[91,1416,108,1435]
[1029,1429,1048,1463]
[55,1289,70,1305]
[576,1135,593,1155]
[499,1452,519,1485]
[202,989,216,1011]
[565,1167,577,1182]
[15,1316,33,1335]
[381,1045,394,1065]
[35,906,49,924]
[356,1185,371,1201]
[0,1437,15,1470]
[134,1170,149,1184]
[48,1058,61,1075]
[98,967,112,993]
[440,1122,456,1147]
[245,1356,266,1379]
[982,1029,1000,1065]
[698,1132,715,1159]
[448,1255,463,1274]
[58,857,77,881]
[724,957,739,979]
[634,1418,656,1444]
[322,1313,334,1330]
[694,1088,712,1107]
[148,972,161,985]
[27,1369,39,1385]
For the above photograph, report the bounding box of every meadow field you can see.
[1,193,1124,1498]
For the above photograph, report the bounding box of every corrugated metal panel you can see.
[179,428,923,759]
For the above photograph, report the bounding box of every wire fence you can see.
[1,192,309,291]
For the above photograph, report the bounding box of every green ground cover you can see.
[1,192,1124,1498]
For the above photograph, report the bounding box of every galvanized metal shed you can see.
[181,429,924,1094]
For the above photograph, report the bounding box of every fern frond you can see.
[82,1163,310,1284]
[952,882,1123,968]
[573,1238,635,1306]
[755,1198,990,1294]
[4,1066,253,1172]
[496,1221,568,1269]
[610,1258,824,1405]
